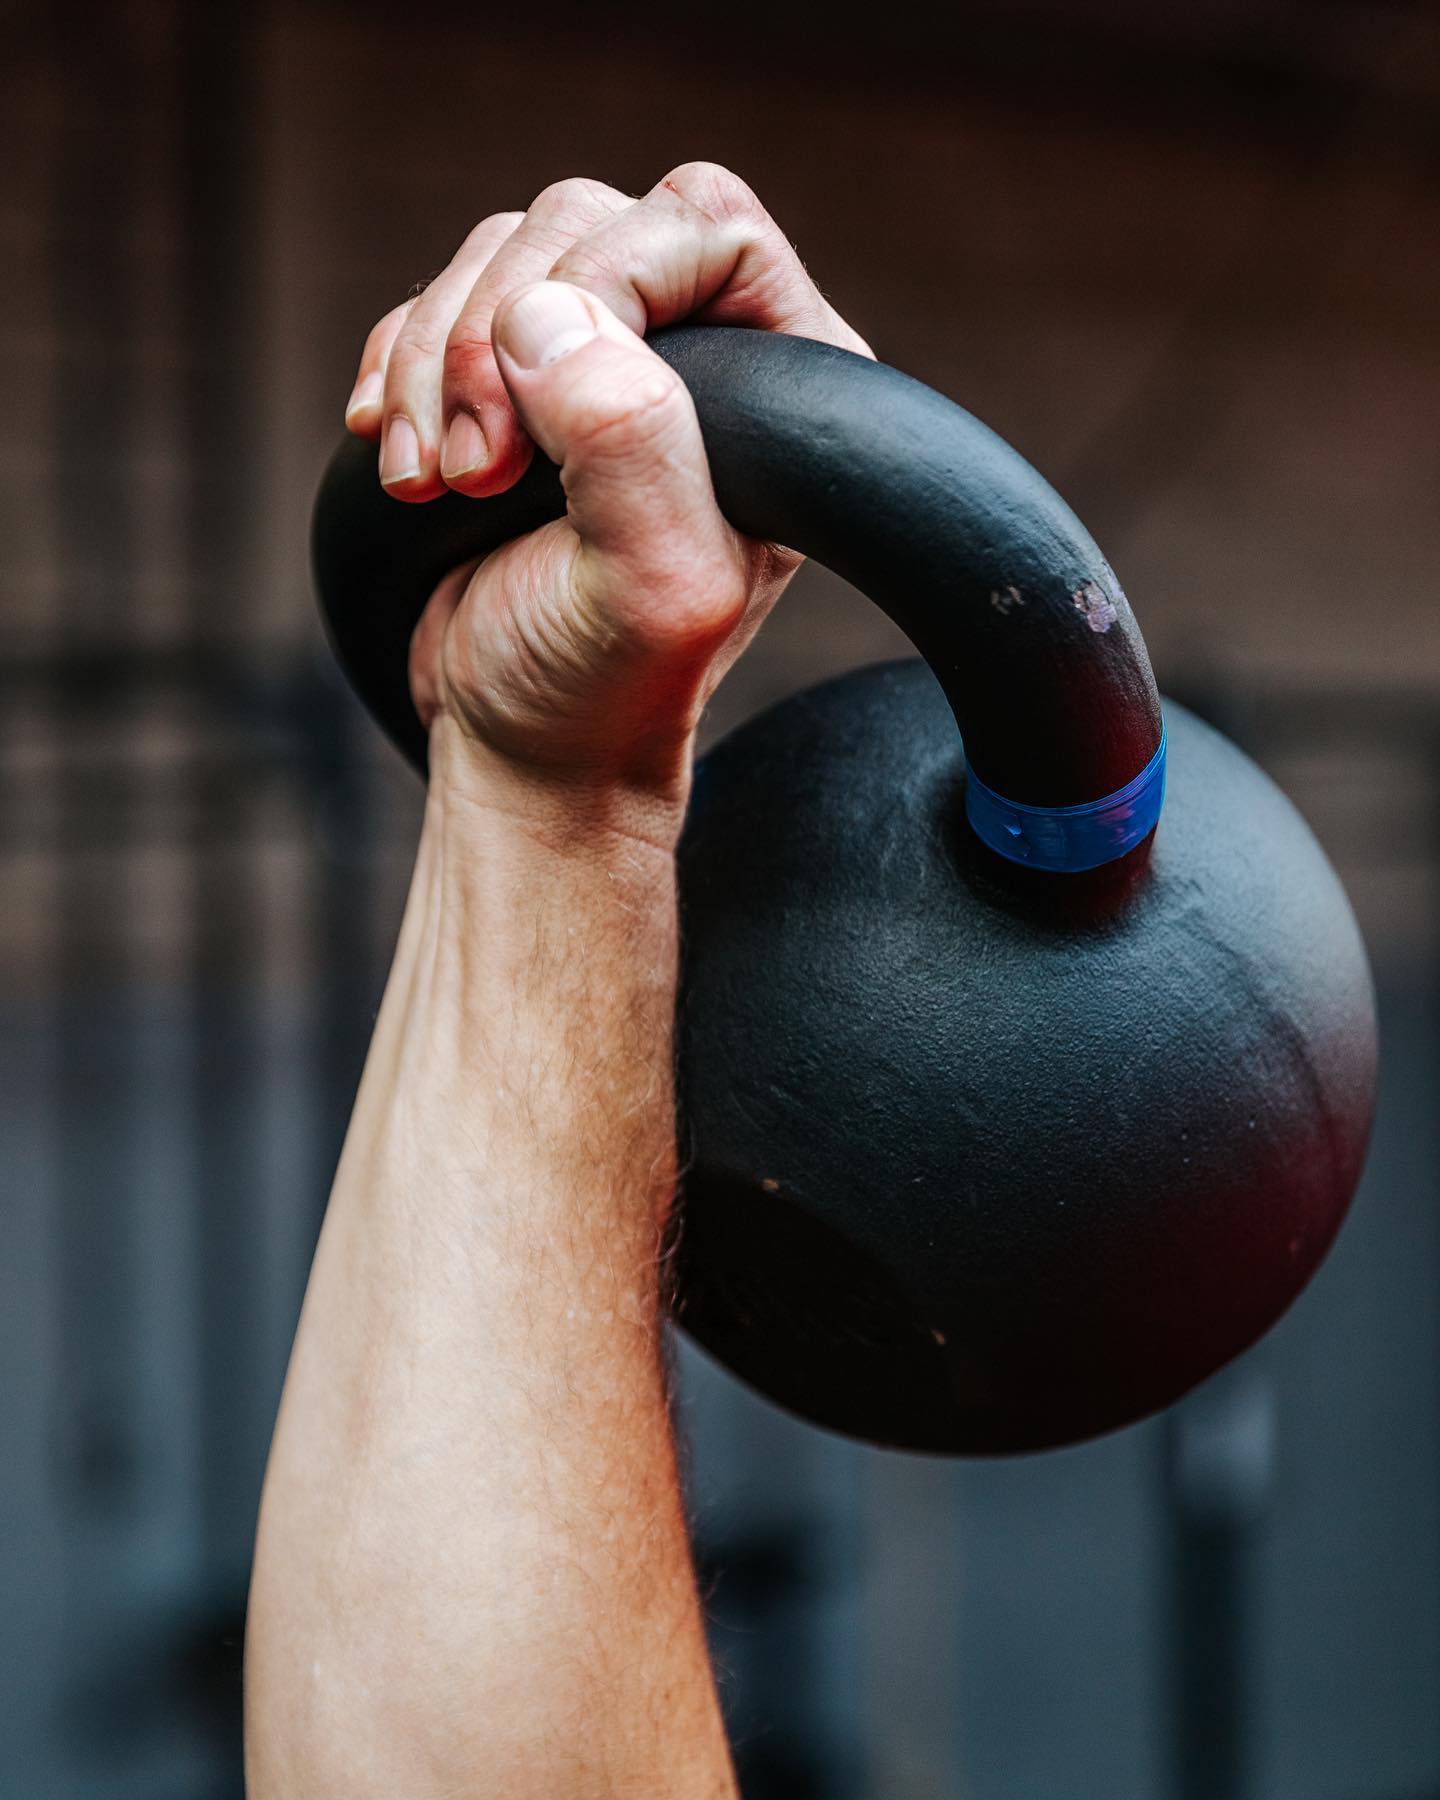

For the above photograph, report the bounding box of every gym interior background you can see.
[5,2,1439,1795]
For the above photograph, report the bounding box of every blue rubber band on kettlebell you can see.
[965,724,1167,873]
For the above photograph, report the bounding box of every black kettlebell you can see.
[313,328,1377,1454]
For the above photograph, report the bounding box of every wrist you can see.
[372,718,682,1117]
[424,712,692,860]
[343,729,684,1242]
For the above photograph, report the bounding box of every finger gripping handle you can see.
[312,326,1162,816]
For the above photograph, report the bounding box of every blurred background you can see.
[5,1,1440,1795]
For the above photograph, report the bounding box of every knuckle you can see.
[461,209,523,255]
[388,312,446,375]
[530,175,621,229]
[547,235,614,290]
[662,160,760,224]
[443,318,494,381]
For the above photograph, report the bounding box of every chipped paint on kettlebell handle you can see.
[1072,579,1119,632]
[990,584,1026,617]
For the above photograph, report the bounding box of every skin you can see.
[244,162,870,1797]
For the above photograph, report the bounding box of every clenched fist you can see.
[344,162,870,840]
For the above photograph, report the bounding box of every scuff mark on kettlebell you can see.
[1072,580,1119,632]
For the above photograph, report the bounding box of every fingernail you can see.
[345,370,382,421]
[500,282,597,370]
[379,415,421,485]
[441,410,487,480]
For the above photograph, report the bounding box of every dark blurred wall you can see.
[4,3,1440,1797]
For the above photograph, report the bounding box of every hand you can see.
[343,163,870,839]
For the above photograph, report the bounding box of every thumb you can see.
[491,281,747,653]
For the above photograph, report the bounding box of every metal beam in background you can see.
[47,0,142,1538]
[41,4,154,1785]
[1164,1366,1277,1800]
[177,4,264,1787]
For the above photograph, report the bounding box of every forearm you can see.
[245,738,734,1798]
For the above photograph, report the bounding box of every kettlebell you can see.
[313,327,1377,1454]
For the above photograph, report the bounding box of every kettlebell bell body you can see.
[313,326,1377,1454]
[673,664,1373,1452]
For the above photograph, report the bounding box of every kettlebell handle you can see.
[313,326,1164,842]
